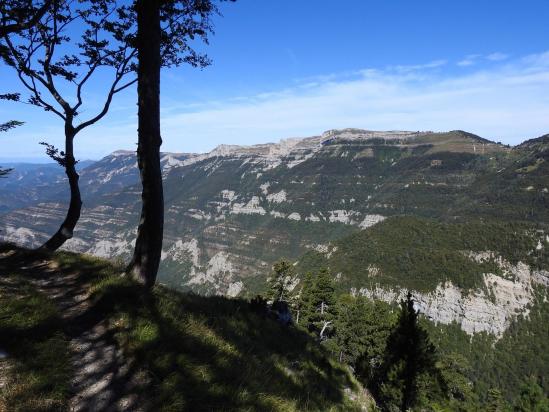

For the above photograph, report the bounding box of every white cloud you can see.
[158,51,549,151]
[391,59,447,73]
[486,52,509,61]
[458,52,510,67]
[457,54,481,67]
[3,51,549,160]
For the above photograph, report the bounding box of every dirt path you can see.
[1,250,145,411]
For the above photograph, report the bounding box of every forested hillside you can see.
[1,129,548,296]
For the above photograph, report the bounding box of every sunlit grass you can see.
[0,246,371,411]
[85,262,368,410]
[0,275,71,411]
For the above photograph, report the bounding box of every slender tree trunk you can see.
[40,124,82,251]
[126,0,163,288]
[319,321,332,340]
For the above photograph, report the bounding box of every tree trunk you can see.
[320,321,332,340]
[126,0,163,288]
[40,125,81,251]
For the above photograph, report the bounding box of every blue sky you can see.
[1,0,549,161]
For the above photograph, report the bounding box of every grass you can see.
[0,245,371,411]
[89,277,367,411]
[0,273,71,411]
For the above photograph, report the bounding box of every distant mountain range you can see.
[1,129,548,338]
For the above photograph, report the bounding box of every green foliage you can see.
[435,352,477,409]
[374,294,439,411]
[0,245,370,411]
[294,269,338,340]
[486,388,511,412]
[298,216,548,293]
[293,271,315,326]
[0,120,22,178]
[426,289,549,404]
[0,274,71,411]
[335,295,396,370]
[514,378,549,412]
[267,259,296,302]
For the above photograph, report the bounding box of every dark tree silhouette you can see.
[0,117,23,177]
[0,0,52,38]
[376,292,437,412]
[1,0,49,176]
[1,0,137,250]
[126,0,233,287]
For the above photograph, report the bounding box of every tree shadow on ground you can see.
[0,244,359,411]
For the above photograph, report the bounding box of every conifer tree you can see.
[309,268,336,340]
[436,352,476,408]
[514,378,549,412]
[294,271,315,326]
[334,295,367,364]
[376,293,437,412]
[335,296,395,369]
[486,388,510,412]
[267,259,296,303]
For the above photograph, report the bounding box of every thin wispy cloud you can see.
[3,51,549,160]
[457,52,510,67]
[486,52,509,61]
[457,54,481,67]
[158,51,549,151]
[392,59,448,73]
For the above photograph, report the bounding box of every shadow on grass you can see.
[0,247,71,411]
[0,244,360,411]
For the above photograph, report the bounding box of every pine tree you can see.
[336,296,396,370]
[309,268,336,340]
[267,259,296,303]
[486,388,510,412]
[294,271,315,326]
[334,295,366,364]
[436,352,476,406]
[514,377,549,412]
[377,293,438,412]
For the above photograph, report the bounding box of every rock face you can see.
[354,253,549,337]
[0,128,547,311]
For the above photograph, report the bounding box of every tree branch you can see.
[0,0,53,37]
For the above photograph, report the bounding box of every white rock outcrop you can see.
[231,196,266,215]
[353,254,548,337]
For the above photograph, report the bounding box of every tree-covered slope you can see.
[426,287,549,404]
[1,129,547,295]
[297,216,549,293]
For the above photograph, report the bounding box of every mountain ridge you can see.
[1,128,547,307]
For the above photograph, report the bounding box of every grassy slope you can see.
[0,245,370,411]
[0,271,71,411]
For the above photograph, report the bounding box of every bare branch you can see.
[113,77,137,93]
[75,48,137,133]
[2,32,66,119]
[74,61,99,111]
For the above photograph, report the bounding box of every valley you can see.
[1,128,548,408]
